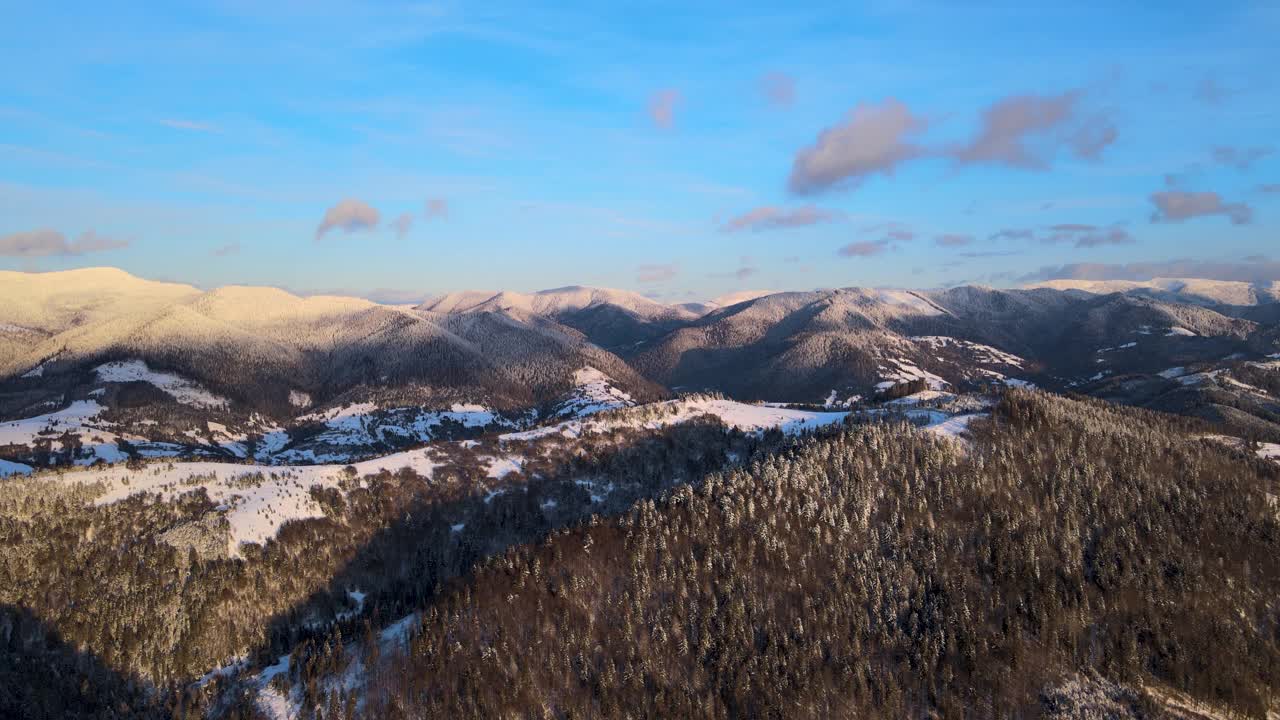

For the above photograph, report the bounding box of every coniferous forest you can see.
[3,389,1278,718]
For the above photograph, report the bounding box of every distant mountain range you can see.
[1029,277,1280,308]
[2,267,1278,468]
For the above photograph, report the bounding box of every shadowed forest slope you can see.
[337,390,1280,718]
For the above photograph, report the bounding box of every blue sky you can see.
[1,1,1277,302]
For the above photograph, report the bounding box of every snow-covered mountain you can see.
[417,285,701,353]
[3,268,1278,467]
[0,269,664,430]
[418,285,696,321]
[1027,277,1280,308]
[631,284,1274,409]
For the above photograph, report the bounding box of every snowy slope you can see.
[503,396,849,442]
[278,401,514,463]
[50,396,853,555]
[59,446,444,555]
[1027,278,1280,307]
[553,366,636,417]
[0,267,200,332]
[418,285,697,322]
[0,400,129,466]
[707,290,781,308]
[0,269,662,415]
[96,360,230,409]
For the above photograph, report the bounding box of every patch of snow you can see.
[1169,368,1270,397]
[449,402,488,414]
[911,336,1024,367]
[817,391,862,409]
[486,457,522,479]
[21,364,44,378]
[555,366,635,418]
[51,396,840,559]
[885,389,956,406]
[288,390,311,408]
[1166,326,1197,337]
[503,397,849,442]
[297,402,379,425]
[450,523,465,533]
[56,442,445,556]
[875,358,948,391]
[283,402,509,463]
[0,400,136,466]
[873,290,943,315]
[1158,367,1187,379]
[379,612,419,650]
[95,360,228,409]
[923,413,986,442]
[254,429,291,460]
[1204,435,1280,464]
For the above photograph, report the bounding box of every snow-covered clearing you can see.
[874,358,948,391]
[502,397,849,442]
[280,401,512,463]
[1170,369,1271,397]
[54,445,449,555]
[851,406,987,447]
[0,399,130,465]
[555,366,635,417]
[885,389,956,406]
[96,360,229,409]
[911,336,1024,366]
[1165,327,1197,337]
[924,413,985,441]
[0,396,269,466]
[974,367,1036,388]
[41,397,849,556]
[1203,435,1280,463]
[871,289,944,315]
[821,390,862,409]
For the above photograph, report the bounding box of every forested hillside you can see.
[325,391,1279,718]
[0,416,785,718]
